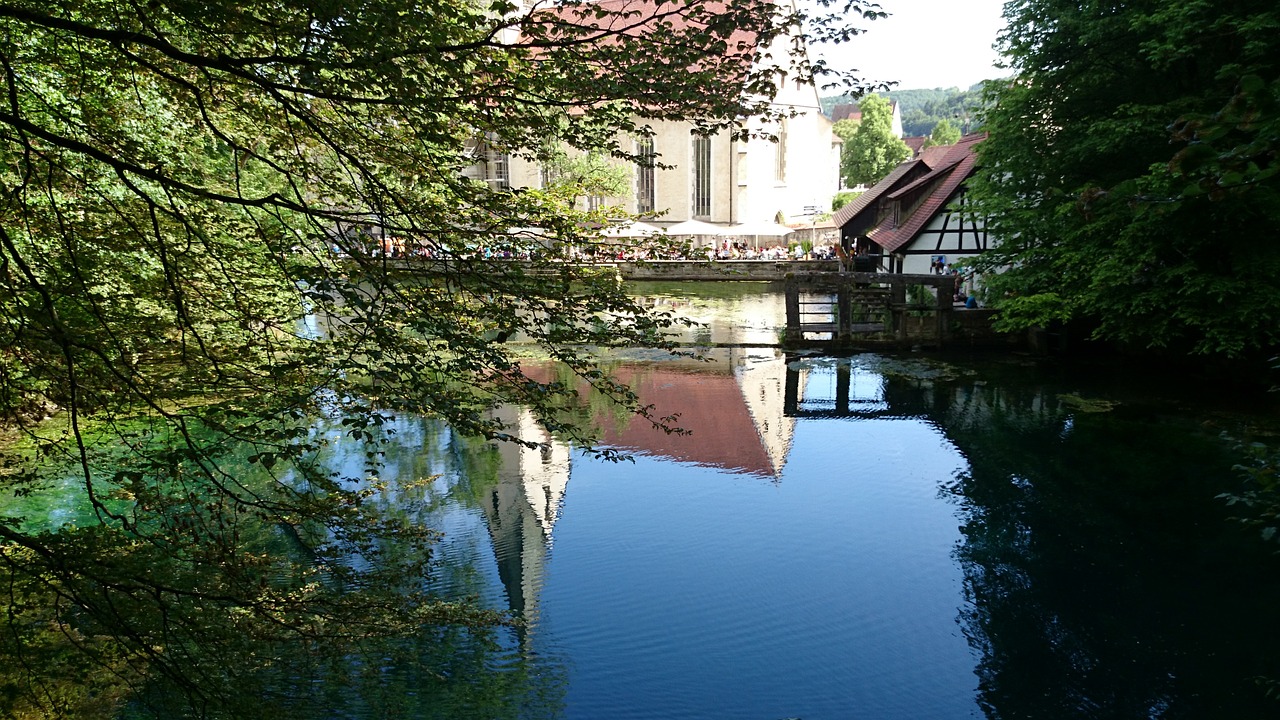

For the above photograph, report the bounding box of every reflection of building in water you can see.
[630,289,787,346]
[593,350,794,478]
[479,352,795,626]
[479,404,570,626]
[733,350,796,477]
[779,356,1066,435]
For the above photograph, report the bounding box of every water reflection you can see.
[590,351,795,478]
[626,281,787,346]
[524,352,1280,718]
[8,341,1280,719]
[479,404,570,633]
[937,388,1280,719]
[776,357,1280,719]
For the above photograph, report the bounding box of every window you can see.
[692,133,711,217]
[636,137,656,214]
[775,119,787,183]
[485,141,509,190]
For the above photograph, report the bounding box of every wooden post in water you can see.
[835,362,851,413]
[890,278,907,342]
[784,280,801,343]
[783,360,800,415]
[837,282,853,341]
[935,276,952,346]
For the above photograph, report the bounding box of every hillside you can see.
[821,83,988,137]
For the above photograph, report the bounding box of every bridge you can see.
[378,258,1006,349]
[783,271,962,349]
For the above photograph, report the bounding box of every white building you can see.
[467,0,842,230]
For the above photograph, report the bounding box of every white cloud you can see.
[809,0,1010,91]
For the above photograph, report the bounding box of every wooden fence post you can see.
[784,280,801,342]
[935,277,952,345]
[890,278,907,341]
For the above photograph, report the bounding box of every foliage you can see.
[989,293,1073,334]
[970,0,1280,358]
[923,118,961,148]
[839,94,911,187]
[890,85,986,137]
[542,146,634,209]
[831,118,860,141]
[822,84,986,137]
[1219,439,1280,545]
[0,0,882,715]
[905,283,934,316]
[832,190,861,211]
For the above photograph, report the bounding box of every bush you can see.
[832,191,861,211]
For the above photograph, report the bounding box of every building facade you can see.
[466,0,842,230]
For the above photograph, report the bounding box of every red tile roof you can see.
[533,0,756,42]
[918,143,953,166]
[831,103,862,123]
[868,133,986,253]
[523,0,761,90]
[830,158,925,227]
[831,133,986,253]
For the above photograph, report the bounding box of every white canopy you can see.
[727,221,795,237]
[601,220,663,238]
[664,219,729,236]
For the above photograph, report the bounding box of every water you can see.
[9,283,1280,719]
[396,341,1280,720]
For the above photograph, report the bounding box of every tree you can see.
[970,0,1280,358]
[841,94,912,187]
[889,85,986,137]
[832,190,861,211]
[832,118,861,142]
[831,117,859,190]
[542,146,634,210]
[922,117,961,148]
[0,0,883,715]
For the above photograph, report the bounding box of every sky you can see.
[808,0,1010,91]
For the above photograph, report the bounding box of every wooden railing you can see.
[783,272,959,347]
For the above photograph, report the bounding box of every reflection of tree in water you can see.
[0,415,566,720]
[911,377,1280,719]
[373,416,569,717]
[245,415,569,720]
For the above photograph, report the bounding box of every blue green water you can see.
[8,282,1280,719]
[385,346,1280,719]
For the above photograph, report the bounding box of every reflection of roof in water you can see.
[595,365,781,478]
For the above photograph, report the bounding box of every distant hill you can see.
[821,82,988,137]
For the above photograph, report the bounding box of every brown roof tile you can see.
[520,0,765,109]
[830,159,925,227]
[831,103,862,123]
[869,133,986,253]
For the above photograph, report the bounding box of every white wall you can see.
[489,0,842,227]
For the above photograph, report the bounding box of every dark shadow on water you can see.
[790,354,1280,719]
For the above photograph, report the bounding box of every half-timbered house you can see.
[832,133,990,274]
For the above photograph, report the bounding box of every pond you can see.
[398,344,1280,720]
[10,282,1280,719]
